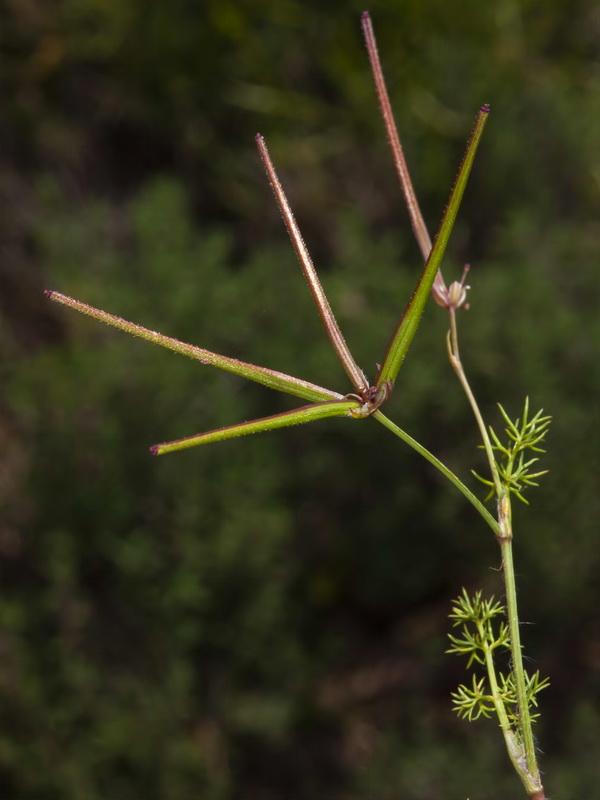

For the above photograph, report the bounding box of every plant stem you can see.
[498,508,543,797]
[447,309,502,498]
[446,310,544,799]
[481,637,524,778]
[373,411,499,535]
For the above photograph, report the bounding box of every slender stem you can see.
[255,135,368,394]
[447,309,503,499]
[447,309,544,798]
[482,640,524,778]
[499,525,543,796]
[373,411,499,535]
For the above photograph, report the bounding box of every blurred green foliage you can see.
[0,0,598,797]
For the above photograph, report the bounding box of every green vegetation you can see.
[0,2,598,797]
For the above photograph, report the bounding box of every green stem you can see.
[482,639,524,778]
[447,310,544,799]
[498,511,543,796]
[373,411,499,535]
[447,310,502,499]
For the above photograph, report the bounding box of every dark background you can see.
[0,1,598,797]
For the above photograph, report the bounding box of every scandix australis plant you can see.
[45,13,551,800]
